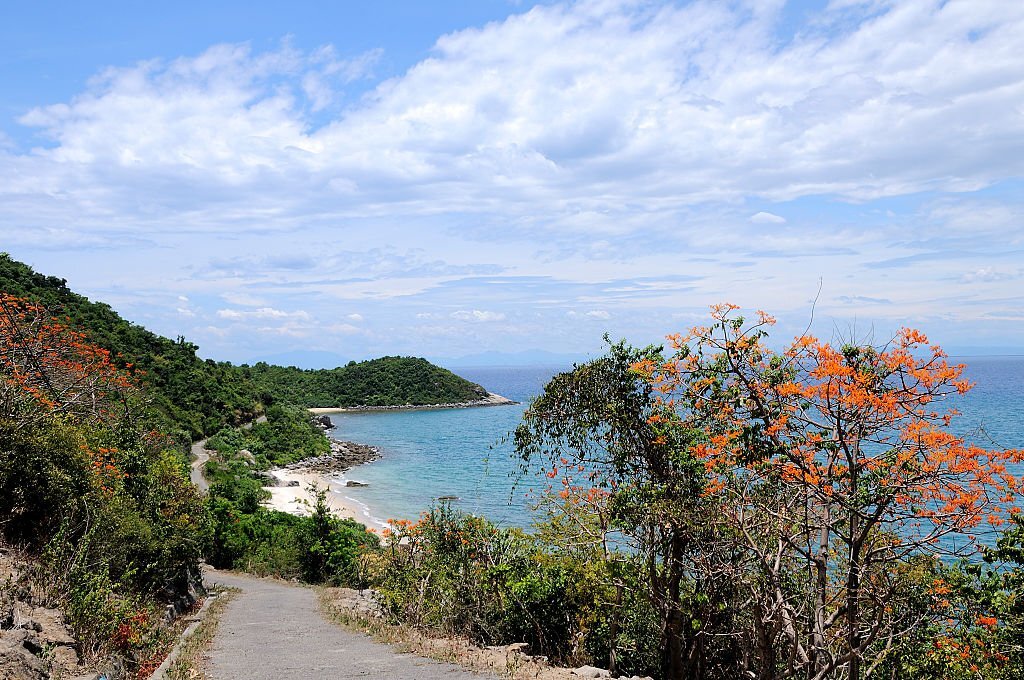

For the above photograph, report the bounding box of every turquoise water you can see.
[326,366,557,528]
[327,358,1024,530]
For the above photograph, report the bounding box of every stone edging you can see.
[149,593,219,680]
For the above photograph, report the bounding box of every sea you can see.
[326,358,1024,532]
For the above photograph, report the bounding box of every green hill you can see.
[0,253,492,436]
[241,356,489,408]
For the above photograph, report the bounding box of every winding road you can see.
[191,417,490,678]
[190,415,267,492]
[189,438,212,492]
[203,569,495,679]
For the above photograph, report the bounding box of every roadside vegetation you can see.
[0,293,207,676]
[365,308,1024,680]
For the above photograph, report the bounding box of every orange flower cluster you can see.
[634,303,1024,553]
[0,294,137,425]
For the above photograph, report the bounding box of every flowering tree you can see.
[634,304,1024,679]
[0,293,136,428]
[515,341,744,679]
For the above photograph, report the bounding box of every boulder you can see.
[572,666,611,678]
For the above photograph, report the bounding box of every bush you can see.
[370,505,660,674]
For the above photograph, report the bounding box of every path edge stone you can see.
[150,593,218,680]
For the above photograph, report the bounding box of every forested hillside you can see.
[0,254,492,437]
[0,254,258,439]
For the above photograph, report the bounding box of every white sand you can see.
[261,469,362,521]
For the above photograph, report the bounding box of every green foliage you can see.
[301,486,379,585]
[40,525,161,659]
[371,505,661,675]
[875,522,1024,680]
[0,254,489,438]
[207,404,330,469]
[513,341,742,679]
[240,356,488,408]
[0,253,258,438]
[204,448,378,584]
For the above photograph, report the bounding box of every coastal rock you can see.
[312,414,334,431]
[345,480,368,487]
[281,440,380,475]
[255,471,279,487]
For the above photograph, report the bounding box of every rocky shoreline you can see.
[279,438,380,476]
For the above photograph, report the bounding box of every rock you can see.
[50,645,80,668]
[312,414,334,430]
[436,495,459,501]
[20,633,43,655]
[256,471,279,487]
[287,480,300,487]
[0,637,49,679]
[572,666,611,678]
[345,480,368,487]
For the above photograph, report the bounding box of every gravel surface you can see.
[203,569,496,679]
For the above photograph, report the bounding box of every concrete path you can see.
[203,569,494,679]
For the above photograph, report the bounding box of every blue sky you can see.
[1,0,1022,366]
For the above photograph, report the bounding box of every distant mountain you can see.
[250,349,351,370]
[433,349,593,368]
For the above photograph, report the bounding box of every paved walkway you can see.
[203,569,494,679]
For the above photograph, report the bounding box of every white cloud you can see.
[960,267,1017,283]
[750,211,787,224]
[3,1,1022,240]
[326,322,363,335]
[217,307,311,321]
[221,291,270,307]
[346,313,364,322]
[568,309,612,320]
[3,2,1024,358]
[451,309,506,322]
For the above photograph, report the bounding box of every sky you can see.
[1,0,1023,366]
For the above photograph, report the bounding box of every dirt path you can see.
[189,439,211,492]
[203,569,495,679]
[190,415,267,493]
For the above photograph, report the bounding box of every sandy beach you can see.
[261,469,377,525]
